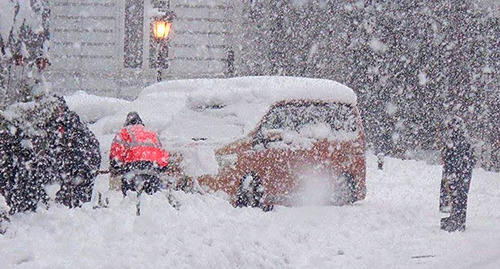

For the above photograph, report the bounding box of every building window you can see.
[124,0,144,68]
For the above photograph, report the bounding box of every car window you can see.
[260,102,357,134]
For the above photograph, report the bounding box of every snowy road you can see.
[1,153,499,268]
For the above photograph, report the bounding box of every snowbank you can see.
[1,154,499,268]
[65,91,130,124]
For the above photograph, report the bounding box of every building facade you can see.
[47,0,240,99]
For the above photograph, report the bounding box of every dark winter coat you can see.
[0,116,16,206]
[443,131,475,180]
[0,115,42,213]
[0,95,101,213]
[440,127,475,231]
[36,99,101,207]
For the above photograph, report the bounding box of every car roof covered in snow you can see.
[141,76,357,108]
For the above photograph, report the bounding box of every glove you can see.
[109,159,123,175]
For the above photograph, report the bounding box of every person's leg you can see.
[73,179,94,207]
[109,175,123,191]
[455,173,471,230]
[55,183,73,208]
[121,177,136,196]
[441,173,458,231]
[445,174,468,231]
[143,175,160,195]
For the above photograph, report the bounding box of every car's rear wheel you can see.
[331,172,356,206]
[235,172,265,208]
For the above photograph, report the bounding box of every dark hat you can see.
[446,116,464,131]
[124,111,143,126]
[53,95,68,111]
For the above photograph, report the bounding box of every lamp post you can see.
[152,13,173,82]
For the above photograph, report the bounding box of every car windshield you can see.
[260,102,357,133]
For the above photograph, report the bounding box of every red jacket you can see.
[110,125,169,167]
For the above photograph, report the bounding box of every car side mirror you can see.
[252,130,284,149]
[263,130,284,143]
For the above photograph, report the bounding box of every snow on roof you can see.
[68,76,355,138]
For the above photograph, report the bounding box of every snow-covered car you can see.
[69,76,366,207]
[191,78,367,207]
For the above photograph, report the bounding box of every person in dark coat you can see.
[0,114,44,214]
[0,115,15,205]
[1,95,101,214]
[40,96,101,208]
[440,116,475,232]
[0,115,17,213]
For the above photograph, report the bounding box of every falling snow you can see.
[1,0,499,268]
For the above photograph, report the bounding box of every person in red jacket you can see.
[110,112,169,196]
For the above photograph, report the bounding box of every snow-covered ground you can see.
[1,77,499,268]
[0,154,499,268]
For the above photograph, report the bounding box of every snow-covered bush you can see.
[0,0,50,107]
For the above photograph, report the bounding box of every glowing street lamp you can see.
[153,19,172,41]
[152,13,174,82]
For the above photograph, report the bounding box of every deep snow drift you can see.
[1,77,499,268]
[1,154,499,268]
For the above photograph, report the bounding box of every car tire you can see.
[235,172,264,208]
[332,172,356,206]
